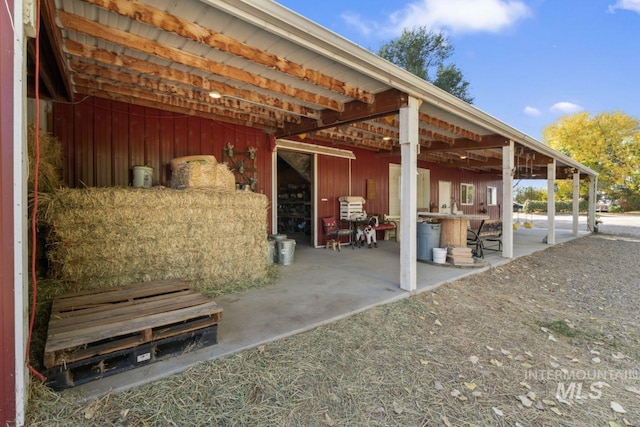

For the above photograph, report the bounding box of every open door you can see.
[276,151,313,245]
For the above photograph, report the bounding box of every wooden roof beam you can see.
[74,77,280,128]
[66,42,320,119]
[39,0,74,100]
[275,89,408,138]
[425,134,510,152]
[76,87,265,129]
[58,11,344,112]
[372,116,456,145]
[81,0,374,104]
[419,112,483,142]
[70,62,301,124]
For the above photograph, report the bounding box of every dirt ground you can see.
[27,215,640,426]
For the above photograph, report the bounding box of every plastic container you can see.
[417,222,441,261]
[132,166,153,188]
[433,248,447,264]
[277,239,296,265]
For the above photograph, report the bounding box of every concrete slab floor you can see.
[69,226,589,400]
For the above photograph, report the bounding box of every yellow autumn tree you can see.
[543,111,640,210]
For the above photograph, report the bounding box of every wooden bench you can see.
[467,219,502,258]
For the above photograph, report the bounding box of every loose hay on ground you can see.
[26,232,640,426]
[43,187,269,297]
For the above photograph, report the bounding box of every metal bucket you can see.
[277,239,296,266]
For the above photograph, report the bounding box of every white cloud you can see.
[388,0,532,35]
[524,106,541,116]
[608,0,640,13]
[340,11,379,37]
[549,102,584,114]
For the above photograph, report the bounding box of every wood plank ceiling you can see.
[36,0,574,178]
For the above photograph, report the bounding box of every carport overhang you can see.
[32,0,598,292]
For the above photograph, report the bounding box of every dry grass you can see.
[26,235,640,426]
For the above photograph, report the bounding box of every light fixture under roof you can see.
[460,155,467,159]
[382,136,392,141]
[208,90,222,99]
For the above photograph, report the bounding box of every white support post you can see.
[572,171,580,237]
[14,1,28,424]
[588,176,597,232]
[399,96,419,292]
[547,161,556,245]
[502,141,514,258]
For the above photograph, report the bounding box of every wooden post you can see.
[572,171,580,237]
[588,176,597,232]
[547,161,556,245]
[501,141,514,258]
[399,96,419,292]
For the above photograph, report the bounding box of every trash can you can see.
[277,239,296,265]
[266,240,276,265]
[417,222,441,261]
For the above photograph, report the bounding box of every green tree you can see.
[543,111,640,210]
[378,27,473,103]
[514,185,547,204]
[433,64,474,104]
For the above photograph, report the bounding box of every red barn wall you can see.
[53,96,274,227]
[53,97,505,241]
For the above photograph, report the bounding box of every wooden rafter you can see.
[70,61,301,124]
[76,86,264,129]
[419,112,483,142]
[314,130,391,152]
[58,11,344,112]
[66,41,320,119]
[74,77,280,128]
[424,135,509,153]
[275,89,408,138]
[79,0,374,104]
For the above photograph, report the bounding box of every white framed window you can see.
[487,186,498,206]
[460,183,474,205]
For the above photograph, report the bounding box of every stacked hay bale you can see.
[168,155,235,190]
[44,160,268,297]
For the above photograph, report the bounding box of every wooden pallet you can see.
[45,324,218,391]
[43,279,223,375]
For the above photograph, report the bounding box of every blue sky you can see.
[275,0,640,142]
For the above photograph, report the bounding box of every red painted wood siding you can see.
[53,97,273,200]
[53,97,504,244]
[53,96,274,232]
[316,155,350,245]
[1,0,17,422]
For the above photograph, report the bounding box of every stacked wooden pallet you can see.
[43,279,223,391]
[446,246,475,266]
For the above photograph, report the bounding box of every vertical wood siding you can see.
[54,97,503,242]
[53,97,272,199]
[54,96,273,232]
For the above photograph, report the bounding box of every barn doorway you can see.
[276,151,313,246]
